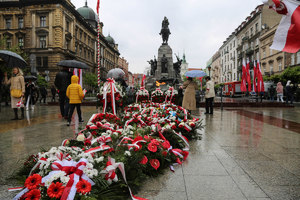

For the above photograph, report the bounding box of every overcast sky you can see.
[72,0,264,74]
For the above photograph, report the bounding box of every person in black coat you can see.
[269,85,276,102]
[39,86,48,103]
[51,85,57,102]
[25,80,37,109]
[54,67,72,118]
[285,80,294,104]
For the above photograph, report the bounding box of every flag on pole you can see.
[241,58,247,92]
[246,59,251,92]
[252,62,257,93]
[97,0,100,14]
[73,68,82,86]
[141,74,146,88]
[256,60,265,92]
[270,0,300,53]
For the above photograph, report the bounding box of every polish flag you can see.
[270,0,300,53]
[97,0,100,14]
[252,62,257,93]
[241,58,247,92]
[73,68,82,86]
[246,59,252,92]
[256,60,265,92]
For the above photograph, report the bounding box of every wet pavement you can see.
[0,106,300,200]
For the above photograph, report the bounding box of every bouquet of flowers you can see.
[12,102,203,200]
[151,88,164,103]
[136,88,149,103]
[98,79,125,115]
[165,86,178,104]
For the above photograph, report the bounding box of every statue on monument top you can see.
[159,16,171,44]
[148,56,157,76]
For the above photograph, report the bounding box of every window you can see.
[278,60,282,71]
[255,23,258,33]
[65,40,69,49]
[250,27,253,36]
[291,54,295,65]
[39,36,46,48]
[18,37,24,48]
[263,49,266,58]
[36,57,48,68]
[270,62,274,74]
[79,48,82,56]
[6,38,12,49]
[262,64,266,75]
[75,45,78,53]
[18,17,24,29]
[80,31,82,40]
[66,21,70,32]
[6,18,12,29]
[297,52,300,64]
[40,16,46,27]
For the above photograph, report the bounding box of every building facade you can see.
[235,4,281,80]
[118,56,129,82]
[220,33,237,83]
[180,53,189,79]
[211,51,221,84]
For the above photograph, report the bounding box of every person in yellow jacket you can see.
[66,75,84,126]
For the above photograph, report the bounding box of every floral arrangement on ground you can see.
[11,102,202,200]
[151,88,164,103]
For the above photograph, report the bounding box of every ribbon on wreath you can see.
[101,157,148,200]
[125,114,146,127]
[117,137,146,151]
[136,87,149,103]
[84,144,111,154]
[165,87,175,103]
[103,78,118,115]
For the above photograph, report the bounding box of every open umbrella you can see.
[107,68,125,79]
[0,50,27,68]
[57,60,89,69]
[24,75,37,81]
[185,70,207,78]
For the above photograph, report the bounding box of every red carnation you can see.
[25,189,41,200]
[150,139,160,146]
[147,142,157,152]
[24,174,42,190]
[139,155,148,165]
[162,151,168,157]
[91,131,97,136]
[162,141,171,149]
[144,135,151,142]
[150,159,160,170]
[47,182,64,199]
[76,179,92,195]
[84,140,91,146]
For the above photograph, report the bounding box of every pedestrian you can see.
[182,77,198,113]
[176,86,184,106]
[276,82,284,103]
[51,85,57,102]
[54,67,72,119]
[25,80,37,110]
[39,86,48,103]
[3,67,25,120]
[285,80,294,104]
[269,85,276,102]
[204,76,215,114]
[66,75,84,126]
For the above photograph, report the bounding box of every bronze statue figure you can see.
[161,54,168,73]
[148,56,157,76]
[173,54,182,78]
[160,16,171,44]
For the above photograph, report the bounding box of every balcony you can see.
[242,36,249,42]
[246,47,254,55]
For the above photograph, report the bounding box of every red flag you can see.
[256,60,265,92]
[252,62,257,92]
[270,0,300,53]
[246,59,251,92]
[141,74,146,88]
[241,59,247,92]
[97,0,100,14]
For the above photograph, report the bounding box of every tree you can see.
[83,72,98,90]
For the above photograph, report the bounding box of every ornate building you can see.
[0,0,121,83]
[118,56,129,82]
[180,53,188,79]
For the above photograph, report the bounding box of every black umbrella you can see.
[0,50,27,68]
[24,75,37,81]
[57,60,89,69]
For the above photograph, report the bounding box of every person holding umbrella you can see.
[204,76,215,114]
[3,67,25,120]
[55,67,72,118]
[182,77,198,113]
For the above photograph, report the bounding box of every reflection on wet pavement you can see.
[1,106,300,200]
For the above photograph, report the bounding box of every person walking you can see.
[182,77,198,113]
[285,80,294,104]
[276,82,284,103]
[25,80,37,110]
[269,85,276,102]
[66,75,84,126]
[51,85,57,102]
[3,67,25,120]
[205,76,215,114]
[55,67,72,118]
[39,86,47,103]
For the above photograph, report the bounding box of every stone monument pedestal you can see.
[155,44,175,81]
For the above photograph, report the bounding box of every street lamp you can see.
[208,66,211,77]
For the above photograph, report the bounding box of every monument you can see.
[155,17,176,81]
[146,17,181,90]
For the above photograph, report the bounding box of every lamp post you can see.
[208,66,211,77]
